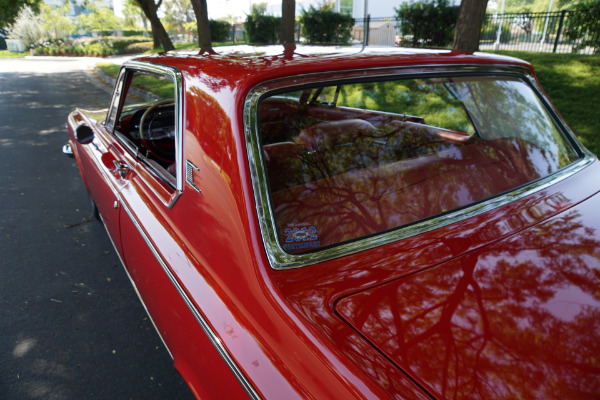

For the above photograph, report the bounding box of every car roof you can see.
[129,45,533,92]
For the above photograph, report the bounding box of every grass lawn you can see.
[0,50,27,58]
[96,62,121,78]
[97,49,599,157]
[489,51,600,157]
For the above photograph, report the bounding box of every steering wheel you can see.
[138,99,176,163]
[139,99,175,140]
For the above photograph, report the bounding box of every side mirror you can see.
[75,124,94,145]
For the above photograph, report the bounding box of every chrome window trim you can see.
[111,60,185,208]
[105,67,126,132]
[244,64,596,270]
[118,196,262,400]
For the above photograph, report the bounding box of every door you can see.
[72,117,129,255]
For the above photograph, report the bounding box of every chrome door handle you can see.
[113,160,130,178]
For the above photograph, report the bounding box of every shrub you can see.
[566,0,600,54]
[83,40,114,56]
[104,36,149,53]
[481,20,511,43]
[499,23,512,44]
[245,13,281,44]
[395,0,459,47]
[71,45,83,56]
[7,6,43,48]
[31,38,69,55]
[29,35,151,57]
[210,20,231,42]
[9,4,74,49]
[91,30,115,37]
[300,4,353,44]
[123,41,153,54]
[121,30,147,37]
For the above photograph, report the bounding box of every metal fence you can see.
[352,11,597,54]
[479,11,598,54]
[184,12,596,54]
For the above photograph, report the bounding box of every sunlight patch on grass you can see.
[0,50,27,58]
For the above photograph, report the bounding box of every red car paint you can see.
[66,46,600,399]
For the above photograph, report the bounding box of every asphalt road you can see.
[0,58,194,400]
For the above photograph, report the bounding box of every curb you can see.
[93,66,117,87]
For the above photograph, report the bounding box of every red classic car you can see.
[65,46,600,399]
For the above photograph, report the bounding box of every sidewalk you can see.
[24,54,141,92]
[24,54,139,65]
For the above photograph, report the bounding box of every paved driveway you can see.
[0,57,194,400]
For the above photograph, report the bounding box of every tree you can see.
[162,0,195,37]
[209,20,230,42]
[252,2,268,15]
[339,0,353,14]
[395,0,459,47]
[0,0,41,31]
[452,0,488,53]
[490,0,577,13]
[40,3,74,40]
[76,2,123,33]
[565,0,600,54]
[6,6,42,47]
[281,0,295,48]
[8,4,74,47]
[245,5,281,44]
[189,0,213,53]
[299,2,354,44]
[134,0,174,51]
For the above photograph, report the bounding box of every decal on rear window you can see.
[283,223,320,251]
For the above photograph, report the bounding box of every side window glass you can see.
[115,70,177,184]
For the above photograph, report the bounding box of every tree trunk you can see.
[150,17,172,50]
[190,0,214,53]
[280,0,296,45]
[138,11,152,40]
[135,0,175,51]
[151,27,160,49]
[452,0,488,53]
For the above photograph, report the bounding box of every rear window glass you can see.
[257,76,579,254]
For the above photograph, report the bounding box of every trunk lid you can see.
[336,192,600,399]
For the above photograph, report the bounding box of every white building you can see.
[351,0,402,19]
[348,0,460,20]
[265,0,405,18]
